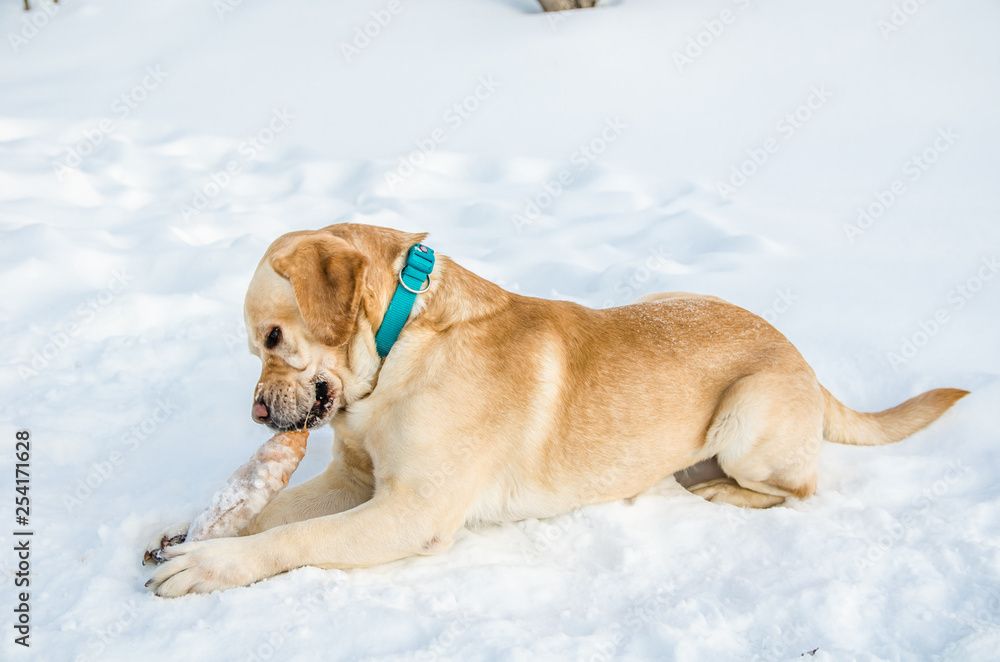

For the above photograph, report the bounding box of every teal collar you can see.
[374,244,435,358]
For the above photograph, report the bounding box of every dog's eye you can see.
[265,326,282,349]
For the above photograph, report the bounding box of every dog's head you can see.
[243,230,368,431]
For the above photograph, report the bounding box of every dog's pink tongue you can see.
[252,402,268,420]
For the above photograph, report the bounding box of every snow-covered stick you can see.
[144,426,310,564]
[184,428,309,542]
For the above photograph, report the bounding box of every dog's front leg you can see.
[239,460,374,536]
[146,487,464,597]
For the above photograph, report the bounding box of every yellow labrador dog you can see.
[145,223,967,597]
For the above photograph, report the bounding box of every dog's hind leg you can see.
[687,372,823,508]
[689,477,786,508]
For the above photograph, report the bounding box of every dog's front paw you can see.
[142,522,190,565]
[145,536,269,597]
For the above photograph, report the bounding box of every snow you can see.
[1,0,999,659]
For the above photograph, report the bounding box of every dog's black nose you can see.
[252,401,270,423]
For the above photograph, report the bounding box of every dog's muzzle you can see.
[252,380,334,431]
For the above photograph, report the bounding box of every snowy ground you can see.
[2,0,999,660]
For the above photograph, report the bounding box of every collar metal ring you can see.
[398,272,431,294]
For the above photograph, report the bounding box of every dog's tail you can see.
[822,386,968,446]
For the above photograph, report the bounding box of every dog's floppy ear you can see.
[270,235,367,347]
